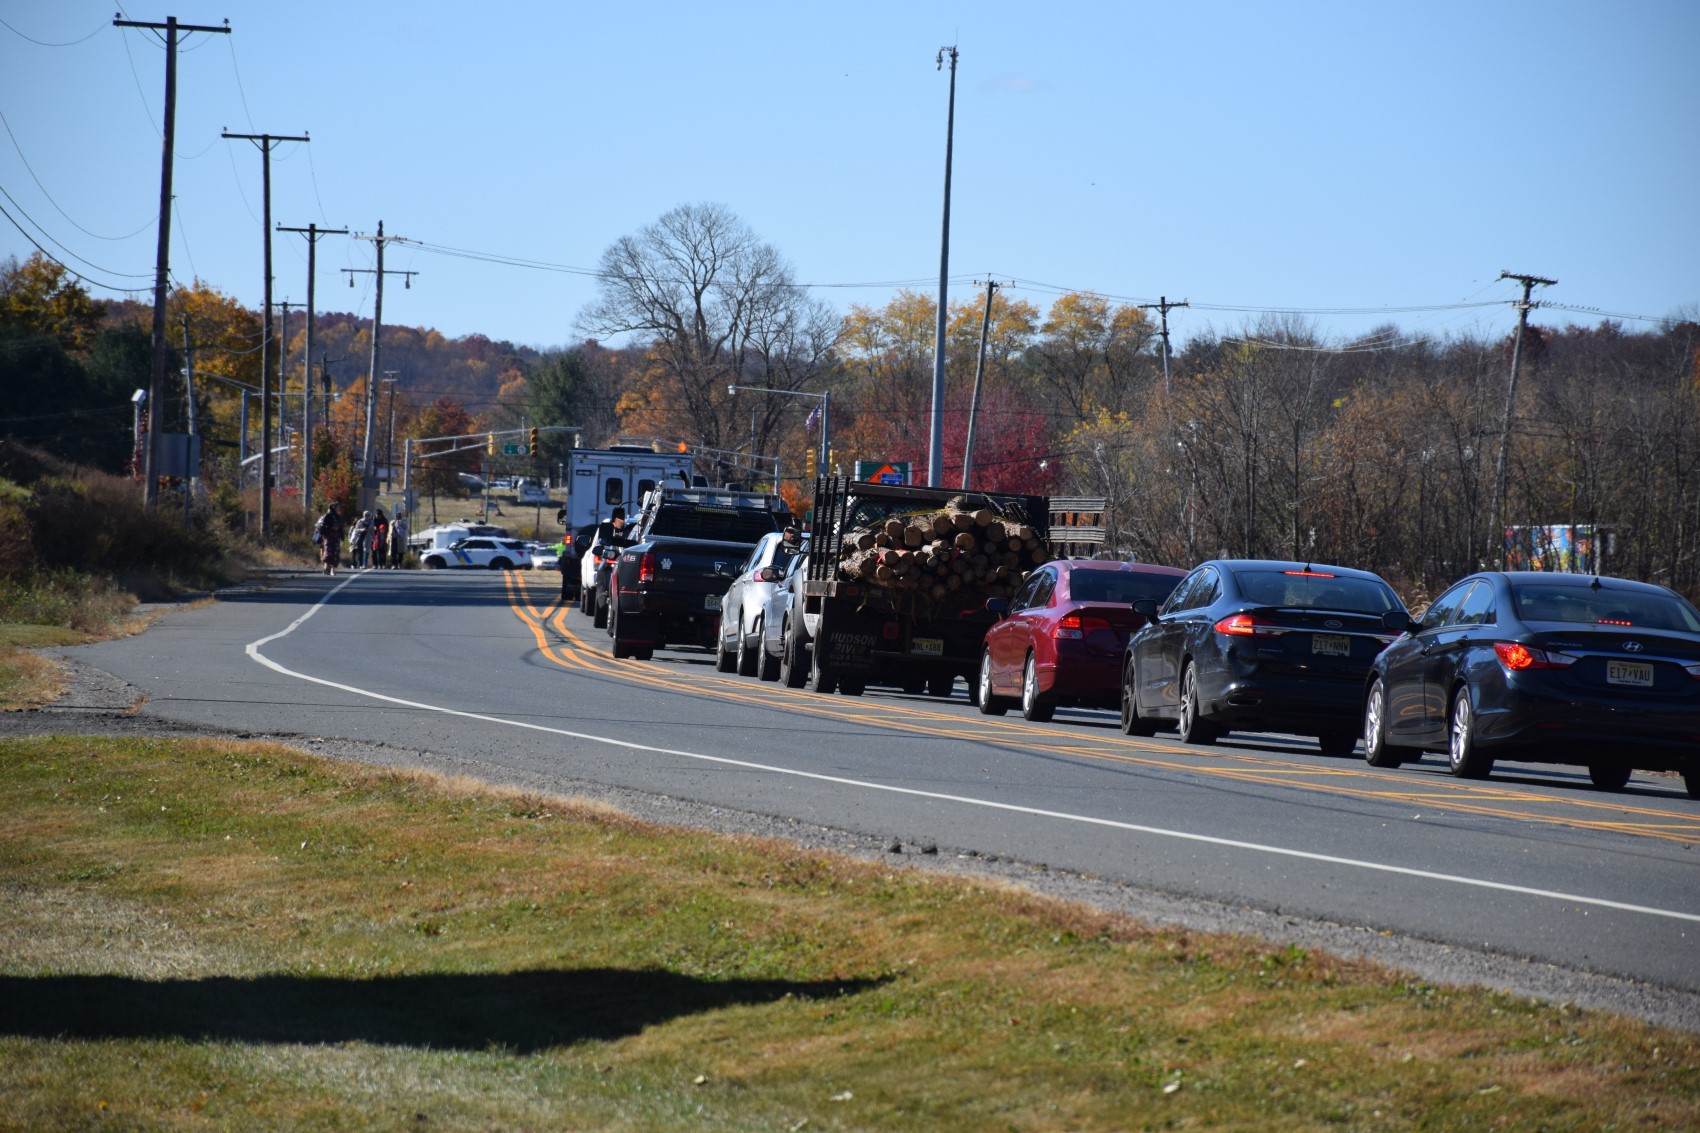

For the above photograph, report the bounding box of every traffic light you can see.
[528,427,539,451]
[486,433,496,455]
[805,448,817,477]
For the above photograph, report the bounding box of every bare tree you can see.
[577,203,839,459]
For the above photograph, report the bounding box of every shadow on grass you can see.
[0,968,884,1053]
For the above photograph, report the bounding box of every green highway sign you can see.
[501,443,529,456]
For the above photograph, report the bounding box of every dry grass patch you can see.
[1,732,1697,1132]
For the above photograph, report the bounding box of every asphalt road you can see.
[70,568,1700,1008]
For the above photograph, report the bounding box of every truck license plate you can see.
[1311,634,1350,657]
[912,637,943,657]
[1607,660,1653,687]
[704,594,721,612]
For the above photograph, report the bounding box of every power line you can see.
[0,14,108,47]
[0,107,158,241]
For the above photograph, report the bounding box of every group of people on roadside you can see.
[310,501,410,576]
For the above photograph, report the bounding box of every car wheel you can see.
[1021,654,1056,723]
[976,650,1008,716]
[714,626,737,673]
[757,630,781,682]
[423,556,445,570]
[1177,662,1219,745]
[1447,690,1493,779]
[780,618,809,689]
[927,674,954,698]
[1588,762,1632,792]
[1316,729,1358,757]
[736,620,758,677]
[592,590,608,629]
[610,603,631,659]
[490,558,512,571]
[1684,768,1700,800]
[1362,678,1411,768]
[1120,655,1157,737]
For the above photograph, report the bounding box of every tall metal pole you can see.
[280,222,348,516]
[928,45,958,489]
[1490,270,1556,568]
[114,15,230,508]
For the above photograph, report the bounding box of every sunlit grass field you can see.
[2,733,1695,1131]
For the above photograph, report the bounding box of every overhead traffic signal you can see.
[486,433,496,455]
[805,448,817,477]
[528,427,539,451]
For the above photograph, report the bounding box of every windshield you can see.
[1513,584,1700,632]
[1069,571,1183,605]
[1232,569,1400,615]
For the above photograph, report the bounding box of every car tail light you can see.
[1214,614,1288,637]
[638,552,657,584]
[1597,618,1633,627]
[1054,614,1111,640]
[1493,642,1578,672]
[1683,662,1700,681]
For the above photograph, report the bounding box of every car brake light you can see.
[1283,570,1336,578]
[1493,642,1578,672]
[638,552,657,584]
[1054,614,1111,640]
[1214,614,1287,637]
[1597,618,1633,626]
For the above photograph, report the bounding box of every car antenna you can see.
[1590,576,1603,590]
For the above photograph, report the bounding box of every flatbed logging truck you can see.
[785,477,1055,698]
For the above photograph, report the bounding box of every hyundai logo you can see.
[1622,641,1644,652]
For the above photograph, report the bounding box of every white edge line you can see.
[243,575,1700,927]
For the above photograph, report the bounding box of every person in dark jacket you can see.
[313,501,345,576]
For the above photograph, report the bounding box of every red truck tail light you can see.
[638,552,657,584]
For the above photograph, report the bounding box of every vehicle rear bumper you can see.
[1201,669,1367,730]
[1473,687,1700,766]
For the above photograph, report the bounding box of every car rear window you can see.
[1512,585,1700,632]
[1232,570,1400,614]
[1070,571,1183,605]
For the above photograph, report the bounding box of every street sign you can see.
[501,443,529,456]
[855,460,910,485]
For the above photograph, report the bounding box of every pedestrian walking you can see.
[312,501,345,576]
[370,509,390,569]
[348,510,372,569]
[387,514,409,568]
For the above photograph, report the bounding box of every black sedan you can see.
[1363,571,1700,795]
[1121,559,1407,754]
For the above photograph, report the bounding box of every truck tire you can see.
[805,646,836,694]
[927,674,954,698]
[592,588,608,629]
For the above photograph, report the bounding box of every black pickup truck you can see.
[605,486,790,660]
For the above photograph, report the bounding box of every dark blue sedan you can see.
[1363,571,1700,796]
[1121,559,1408,754]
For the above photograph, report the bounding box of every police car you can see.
[419,537,532,570]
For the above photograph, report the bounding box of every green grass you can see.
[1,734,1695,1131]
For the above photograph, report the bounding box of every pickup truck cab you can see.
[605,486,790,660]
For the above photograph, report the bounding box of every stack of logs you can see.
[837,497,1050,603]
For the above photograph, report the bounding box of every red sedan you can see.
[978,560,1188,722]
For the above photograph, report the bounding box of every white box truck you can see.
[560,445,696,533]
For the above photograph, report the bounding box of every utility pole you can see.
[1490,270,1557,569]
[1138,296,1190,395]
[961,278,1012,490]
[382,372,399,492]
[223,130,309,536]
[275,298,291,489]
[114,14,230,508]
[278,222,349,518]
[343,221,416,511]
[180,315,197,523]
[928,44,959,488]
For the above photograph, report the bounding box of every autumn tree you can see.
[407,397,480,525]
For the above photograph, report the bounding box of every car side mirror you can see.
[1132,598,1160,619]
[985,597,1010,617]
[1382,610,1421,635]
[758,566,782,583]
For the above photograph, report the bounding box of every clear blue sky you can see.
[4,0,1696,352]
